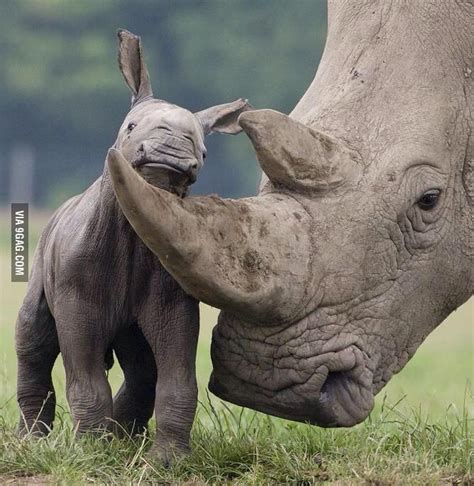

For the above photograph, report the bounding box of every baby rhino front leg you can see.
[140,289,199,465]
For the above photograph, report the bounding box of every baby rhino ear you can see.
[195,98,253,135]
[117,29,153,106]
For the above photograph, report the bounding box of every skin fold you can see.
[15,29,251,463]
[107,2,473,427]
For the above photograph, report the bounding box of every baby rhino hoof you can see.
[146,442,191,467]
[18,421,51,438]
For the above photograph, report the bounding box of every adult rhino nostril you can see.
[191,162,198,169]
[138,143,145,153]
[320,370,345,397]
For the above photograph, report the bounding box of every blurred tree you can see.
[0,0,326,206]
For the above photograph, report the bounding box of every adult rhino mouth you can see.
[208,312,375,427]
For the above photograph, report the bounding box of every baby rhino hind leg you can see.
[16,280,59,436]
[112,325,157,436]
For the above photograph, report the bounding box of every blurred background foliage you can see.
[0,0,327,207]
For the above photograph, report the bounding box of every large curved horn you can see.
[106,148,314,323]
[239,109,361,193]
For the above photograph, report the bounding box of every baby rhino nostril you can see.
[191,161,198,169]
[138,143,145,153]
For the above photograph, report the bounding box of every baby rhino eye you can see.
[417,189,441,211]
[127,122,137,132]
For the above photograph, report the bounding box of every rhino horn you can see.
[239,109,360,192]
[106,148,314,322]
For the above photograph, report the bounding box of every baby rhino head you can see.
[114,29,251,196]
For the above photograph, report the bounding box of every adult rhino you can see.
[106,0,473,427]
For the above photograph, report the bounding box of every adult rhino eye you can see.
[127,122,137,132]
[417,189,441,211]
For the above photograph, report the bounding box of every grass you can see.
[0,399,471,484]
[0,208,473,484]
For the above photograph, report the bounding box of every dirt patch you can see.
[0,474,54,485]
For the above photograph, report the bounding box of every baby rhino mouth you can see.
[132,140,200,185]
[128,141,201,197]
[134,158,196,180]
[130,155,197,197]
[209,312,375,427]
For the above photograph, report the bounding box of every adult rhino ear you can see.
[195,98,253,135]
[117,29,153,106]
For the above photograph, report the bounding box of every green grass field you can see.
[0,209,472,484]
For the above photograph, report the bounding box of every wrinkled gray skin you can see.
[107,1,473,428]
[15,29,250,462]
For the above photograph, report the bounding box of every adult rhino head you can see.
[107,0,473,427]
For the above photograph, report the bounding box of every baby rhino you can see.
[16,29,251,462]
